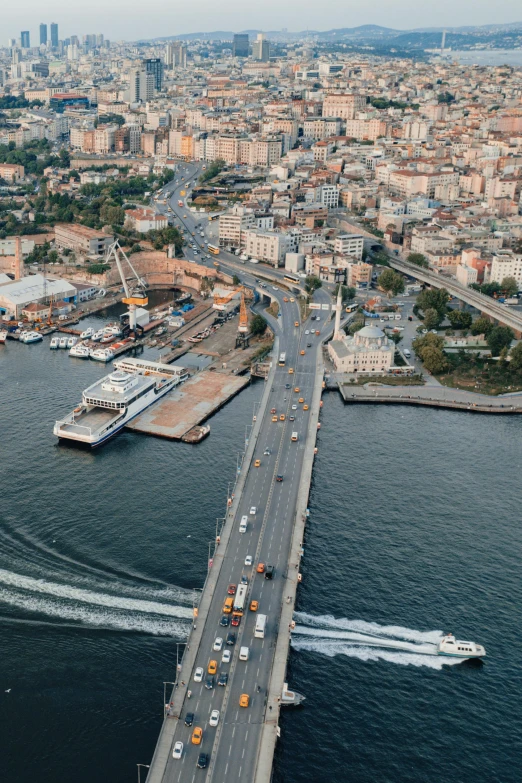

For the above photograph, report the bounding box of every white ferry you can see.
[437,634,486,658]
[53,357,189,447]
[90,347,114,362]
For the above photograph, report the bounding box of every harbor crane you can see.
[105,239,148,336]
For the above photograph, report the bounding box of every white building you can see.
[331,234,364,259]
[328,324,394,374]
[0,275,77,319]
[244,230,289,266]
[489,251,522,290]
[218,208,255,249]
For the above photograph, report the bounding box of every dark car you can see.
[307,342,312,347]
[226,632,236,646]
[240,574,248,585]
[197,753,209,769]
[231,614,241,627]
[218,672,228,686]
[276,474,283,482]
[220,615,230,627]
[184,712,194,727]
[285,383,291,389]
[205,676,214,690]
[265,565,274,580]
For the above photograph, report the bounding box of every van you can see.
[239,516,248,533]
[239,646,249,661]
[291,432,298,442]
[223,597,234,614]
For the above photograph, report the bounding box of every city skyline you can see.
[4,1,522,43]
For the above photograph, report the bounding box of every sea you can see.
[447,49,522,66]
[1,305,521,783]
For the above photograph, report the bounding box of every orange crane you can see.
[238,292,248,333]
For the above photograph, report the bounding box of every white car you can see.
[249,506,257,515]
[222,650,231,664]
[292,404,297,410]
[213,637,223,651]
[172,741,183,759]
[194,667,204,682]
[272,286,278,291]
[305,330,310,335]
[245,555,253,566]
[209,709,220,727]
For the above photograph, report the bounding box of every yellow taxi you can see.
[300,349,305,355]
[272,415,278,423]
[192,727,203,745]
[303,404,309,411]
[298,397,304,403]
[239,694,250,708]
[208,660,217,675]
[288,368,294,374]
[250,600,259,612]
[254,459,261,467]
[279,414,285,421]
[294,321,299,327]
[294,387,300,393]
[290,297,295,302]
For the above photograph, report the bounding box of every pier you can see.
[337,383,522,413]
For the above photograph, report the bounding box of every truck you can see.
[254,614,267,639]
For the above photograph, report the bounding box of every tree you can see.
[333,283,356,302]
[486,326,514,357]
[250,314,267,336]
[348,319,365,335]
[412,332,448,374]
[48,250,59,264]
[407,252,428,268]
[416,287,450,317]
[470,281,501,298]
[447,309,472,329]
[423,308,441,330]
[377,268,405,296]
[509,341,522,371]
[470,316,494,336]
[305,275,322,295]
[232,275,240,285]
[389,332,403,344]
[501,276,519,297]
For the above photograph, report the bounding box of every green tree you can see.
[509,341,522,371]
[412,332,448,373]
[447,309,472,329]
[305,275,322,295]
[232,275,240,285]
[470,281,501,298]
[333,283,356,301]
[423,308,441,330]
[47,250,59,264]
[501,276,519,297]
[250,314,267,336]
[486,326,514,357]
[377,269,405,296]
[470,316,494,336]
[389,332,403,344]
[348,318,365,335]
[199,159,226,184]
[416,287,450,317]
[407,252,428,268]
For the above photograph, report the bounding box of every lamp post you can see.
[208,540,215,572]
[137,763,150,783]
[216,516,225,543]
[163,681,176,718]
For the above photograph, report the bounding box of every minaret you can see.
[14,236,22,280]
[333,286,342,339]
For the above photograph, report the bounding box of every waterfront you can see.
[1,341,521,782]
[447,48,522,66]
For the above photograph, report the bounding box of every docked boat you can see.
[59,336,68,349]
[91,330,105,342]
[50,336,60,349]
[0,329,8,344]
[80,328,94,340]
[21,331,43,344]
[54,358,189,447]
[437,634,486,658]
[100,333,115,344]
[90,347,114,362]
[70,343,90,359]
[104,325,122,337]
[67,336,78,348]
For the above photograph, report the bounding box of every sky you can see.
[4,0,522,42]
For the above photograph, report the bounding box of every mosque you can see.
[328,291,395,375]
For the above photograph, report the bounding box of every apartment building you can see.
[54,224,113,256]
[345,119,389,141]
[330,234,364,259]
[218,209,256,248]
[322,93,366,120]
[489,251,522,289]
[389,170,459,199]
[303,117,342,140]
[244,230,289,266]
[0,164,25,182]
[292,204,328,228]
[125,208,168,233]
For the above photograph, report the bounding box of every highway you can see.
[145,162,332,782]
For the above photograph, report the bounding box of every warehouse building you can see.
[0,275,78,319]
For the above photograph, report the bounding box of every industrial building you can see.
[0,275,78,319]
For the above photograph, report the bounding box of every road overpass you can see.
[386,257,522,335]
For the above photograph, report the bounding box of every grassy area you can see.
[435,354,522,396]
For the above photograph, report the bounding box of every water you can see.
[448,49,522,66]
[2,337,521,782]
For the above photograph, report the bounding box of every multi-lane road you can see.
[144,169,332,781]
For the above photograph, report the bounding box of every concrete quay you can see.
[338,383,522,413]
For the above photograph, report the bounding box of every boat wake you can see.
[291,613,464,669]
[0,568,194,637]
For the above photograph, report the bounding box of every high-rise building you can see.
[21,31,30,49]
[143,58,163,90]
[233,34,249,58]
[129,70,155,103]
[252,33,270,62]
[50,23,59,48]
[39,24,48,46]
[164,42,186,69]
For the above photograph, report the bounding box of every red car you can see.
[231,615,241,627]
[227,584,236,595]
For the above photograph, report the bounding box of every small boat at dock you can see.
[21,331,43,344]
[90,347,114,362]
[59,337,68,349]
[67,337,78,348]
[80,328,94,340]
[70,343,90,359]
[91,330,105,342]
[0,329,8,344]
[50,337,60,349]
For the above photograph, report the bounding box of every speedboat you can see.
[70,343,90,359]
[67,337,78,348]
[80,327,94,340]
[50,336,60,349]
[91,330,105,342]
[59,336,68,349]
[90,347,114,362]
[437,634,486,658]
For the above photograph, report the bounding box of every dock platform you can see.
[338,383,522,413]
[126,370,250,440]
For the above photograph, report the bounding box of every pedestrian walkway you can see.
[338,383,522,413]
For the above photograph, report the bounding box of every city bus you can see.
[278,352,286,366]
[254,614,267,639]
[345,303,358,313]
[208,244,220,255]
[284,274,300,286]
[233,584,248,616]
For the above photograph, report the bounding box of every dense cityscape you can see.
[1,16,522,783]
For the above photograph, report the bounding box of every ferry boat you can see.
[0,329,8,344]
[90,347,114,362]
[54,358,189,447]
[70,343,90,359]
[437,634,486,658]
[80,328,94,340]
[50,336,60,349]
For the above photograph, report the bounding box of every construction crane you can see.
[238,292,248,333]
[105,239,148,336]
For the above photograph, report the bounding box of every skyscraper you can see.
[20,31,30,49]
[252,33,270,62]
[143,58,163,91]
[50,23,59,48]
[165,41,187,69]
[233,34,249,58]
[39,24,47,46]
